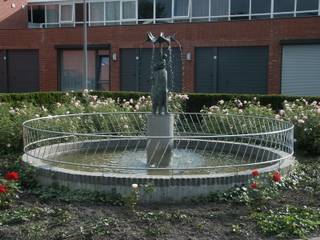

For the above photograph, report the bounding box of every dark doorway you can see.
[120,48,182,92]
[97,55,110,91]
[7,50,39,93]
[0,50,39,93]
[0,50,7,92]
[195,46,268,94]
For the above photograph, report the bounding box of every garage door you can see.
[282,45,320,96]
[196,47,268,94]
[121,48,182,92]
[7,50,39,93]
[0,50,7,92]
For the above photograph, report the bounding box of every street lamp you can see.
[83,0,88,90]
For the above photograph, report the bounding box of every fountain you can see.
[22,33,295,202]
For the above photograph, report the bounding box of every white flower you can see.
[41,106,48,112]
[298,119,305,124]
[218,100,224,105]
[9,109,15,114]
[132,183,138,189]
[275,114,281,119]
[56,102,62,107]
[279,110,285,116]
[6,143,11,148]
[83,89,89,94]
[316,108,320,114]
[35,114,40,118]
[124,124,129,129]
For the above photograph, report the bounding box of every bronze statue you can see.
[147,32,176,115]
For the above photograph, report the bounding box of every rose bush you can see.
[201,98,320,155]
[0,171,20,208]
[0,91,187,156]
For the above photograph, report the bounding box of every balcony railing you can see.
[27,0,320,28]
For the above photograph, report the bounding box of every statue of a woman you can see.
[151,53,168,115]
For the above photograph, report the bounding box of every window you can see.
[61,50,96,91]
[274,0,294,17]
[122,1,136,20]
[296,0,318,16]
[138,0,154,19]
[192,0,209,17]
[97,56,110,90]
[75,3,84,23]
[60,4,73,22]
[156,0,172,18]
[90,2,104,25]
[251,0,271,19]
[251,0,271,13]
[106,1,120,22]
[32,5,45,24]
[174,0,189,17]
[297,0,318,11]
[231,0,249,18]
[46,5,59,27]
[211,0,229,17]
[28,6,32,22]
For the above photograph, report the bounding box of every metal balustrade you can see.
[27,0,320,28]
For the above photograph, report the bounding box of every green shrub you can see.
[252,205,320,239]
[201,97,320,155]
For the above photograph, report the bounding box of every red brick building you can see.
[1,0,320,95]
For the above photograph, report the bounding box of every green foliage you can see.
[0,176,20,209]
[252,205,320,239]
[0,207,70,226]
[31,184,124,206]
[186,93,320,112]
[0,91,187,157]
[201,97,320,155]
[285,161,320,194]
[278,99,320,155]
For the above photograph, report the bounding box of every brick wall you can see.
[0,0,28,29]
[1,17,320,93]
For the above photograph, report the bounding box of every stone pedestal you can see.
[147,114,174,168]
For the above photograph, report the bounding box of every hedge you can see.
[185,93,320,112]
[1,91,320,112]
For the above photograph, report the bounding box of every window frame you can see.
[60,3,74,24]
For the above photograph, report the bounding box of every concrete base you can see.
[147,114,174,168]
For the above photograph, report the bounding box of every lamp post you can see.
[83,0,88,90]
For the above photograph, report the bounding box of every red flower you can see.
[0,184,7,193]
[5,171,20,181]
[252,169,260,177]
[250,182,258,189]
[272,171,282,182]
